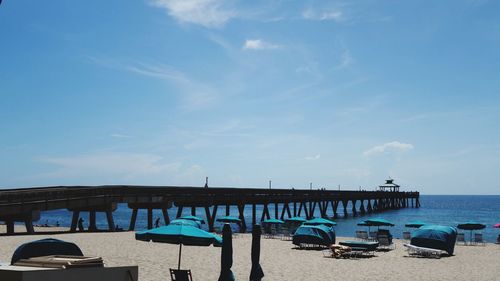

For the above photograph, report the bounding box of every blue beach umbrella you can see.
[457,222,486,243]
[405,221,427,228]
[284,217,306,223]
[136,224,222,270]
[180,215,206,224]
[216,216,242,223]
[170,219,202,228]
[262,218,285,224]
[303,217,337,227]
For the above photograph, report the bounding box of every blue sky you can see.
[1,0,499,194]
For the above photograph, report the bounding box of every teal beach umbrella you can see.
[457,222,486,243]
[216,216,242,223]
[284,217,306,223]
[170,219,202,228]
[364,218,395,227]
[262,218,285,224]
[303,217,336,227]
[405,221,427,228]
[136,224,222,270]
[180,215,206,224]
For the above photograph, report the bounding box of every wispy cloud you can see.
[364,141,414,157]
[149,0,236,28]
[302,7,344,22]
[87,56,217,110]
[305,154,321,160]
[110,134,134,138]
[243,39,281,50]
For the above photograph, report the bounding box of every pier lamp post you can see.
[269,180,272,189]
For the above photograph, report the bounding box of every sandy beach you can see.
[1,226,500,281]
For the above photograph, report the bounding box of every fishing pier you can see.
[0,183,420,235]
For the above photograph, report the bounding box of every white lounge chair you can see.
[403,231,411,240]
[473,233,485,245]
[456,233,466,245]
[403,244,442,259]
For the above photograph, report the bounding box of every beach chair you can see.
[403,231,411,240]
[170,269,193,281]
[473,233,485,245]
[377,235,395,250]
[403,244,442,259]
[355,230,362,240]
[369,231,378,241]
[359,231,368,240]
[456,233,466,245]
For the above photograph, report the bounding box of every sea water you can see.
[37,195,500,242]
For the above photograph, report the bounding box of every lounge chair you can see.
[403,231,411,240]
[170,268,193,281]
[369,231,378,241]
[473,233,485,246]
[456,233,466,245]
[403,244,442,259]
[377,235,395,250]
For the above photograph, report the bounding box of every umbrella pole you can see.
[178,244,182,270]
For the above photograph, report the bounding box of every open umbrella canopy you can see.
[363,218,395,227]
[284,217,306,223]
[170,219,202,228]
[179,215,206,224]
[457,222,486,230]
[136,224,222,246]
[136,224,222,270]
[262,218,285,224]
[303,217,336,227]
[494,223,500,228]
[216,216,242,223]
[405,221,427,228]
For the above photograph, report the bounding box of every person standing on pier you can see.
[78,218,85,232]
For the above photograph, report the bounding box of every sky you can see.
[0,0,499,194]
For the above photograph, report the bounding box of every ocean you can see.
[37,195,500,242]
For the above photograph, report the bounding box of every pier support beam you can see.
[127,202,171,231]
[69,204,117,232]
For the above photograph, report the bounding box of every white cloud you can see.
[110,134,133,138]
[305,154,321,160]
[243,39,280,50]
[302,8,343,22]
[150,0,235,28]
[363,141,414,157]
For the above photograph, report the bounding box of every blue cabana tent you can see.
[292,225,335,246]
[11,238,83,265]
[410,225,457,255]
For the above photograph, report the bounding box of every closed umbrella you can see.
[218,224,235,281]
[250,225,264,281]
[136,224,222,270]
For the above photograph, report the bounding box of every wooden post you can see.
[70,211,80,232]
[129,209,138,231]
[359,200,366,214]
[237,204,246,233]
[342,200,349,217]
[147,208,153,229]
[176,206,183,218]
[226,204,230,216]
[106,210,115,231]
[89,211,97,231]
[162,208,170,225]
[252,204,256,226]
[6,220,14,235]
[191,206,196,216]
